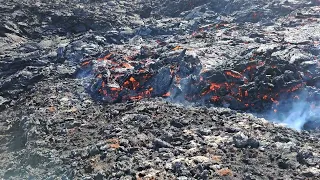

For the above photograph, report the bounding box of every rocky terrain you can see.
[1,0,320,179]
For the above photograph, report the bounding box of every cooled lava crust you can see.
[1,0,320,179]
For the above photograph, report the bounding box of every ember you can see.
[225,70,242,79]
[81,61,91,66]
[287,83,304,92]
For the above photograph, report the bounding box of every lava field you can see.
[1,0,320,179]
[77,5,320,130]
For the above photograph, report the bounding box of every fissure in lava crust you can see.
[79,43,320,130]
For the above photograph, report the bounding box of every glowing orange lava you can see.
[172,46,183,51]
[122,63,133,69]
[210,83,222,91]
[287,83,304,92]
[211,96,220,102]
[130,77,139,90]
[263,95,268,100]
[81,61,91,66]
[225,71,242,79]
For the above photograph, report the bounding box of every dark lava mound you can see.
[78,20,320,130]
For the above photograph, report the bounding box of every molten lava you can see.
[225,70,242,79]
[79,45,319,115]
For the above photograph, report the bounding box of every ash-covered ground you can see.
[1,0,320,179]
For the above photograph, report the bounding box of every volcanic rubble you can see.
[1,0,320,179]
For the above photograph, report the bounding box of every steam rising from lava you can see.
[265,90,320,130]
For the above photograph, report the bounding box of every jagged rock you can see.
[233,132,249,148]
[1,0,320,179]
[153,138,173,149]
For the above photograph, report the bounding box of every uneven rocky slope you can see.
[1,0,320,179]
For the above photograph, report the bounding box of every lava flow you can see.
[80,45,320,120]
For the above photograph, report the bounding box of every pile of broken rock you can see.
[1,0,320,179]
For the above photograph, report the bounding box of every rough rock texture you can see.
[1,0,320,179]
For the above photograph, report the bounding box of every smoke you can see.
[274,101,310,130]
[265,89,320,131]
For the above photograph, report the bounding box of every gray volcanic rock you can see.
[1,0,320,179]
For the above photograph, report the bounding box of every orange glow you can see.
[263,95,268,100]
[122,63,133,69]
[123,81,130,86]
[172,46,183,50]
[110,87,121,91]
[129,77,139,90]
[130,95,143,100]
[210,83,222,91]
[243,65,256,72]
[287,83,304,92]
[211,96,220,102]
[225,82,235,89]
[145,87,153,95]
[87,45,313,107]
[81,61,90,66]
[225,71,242,79]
